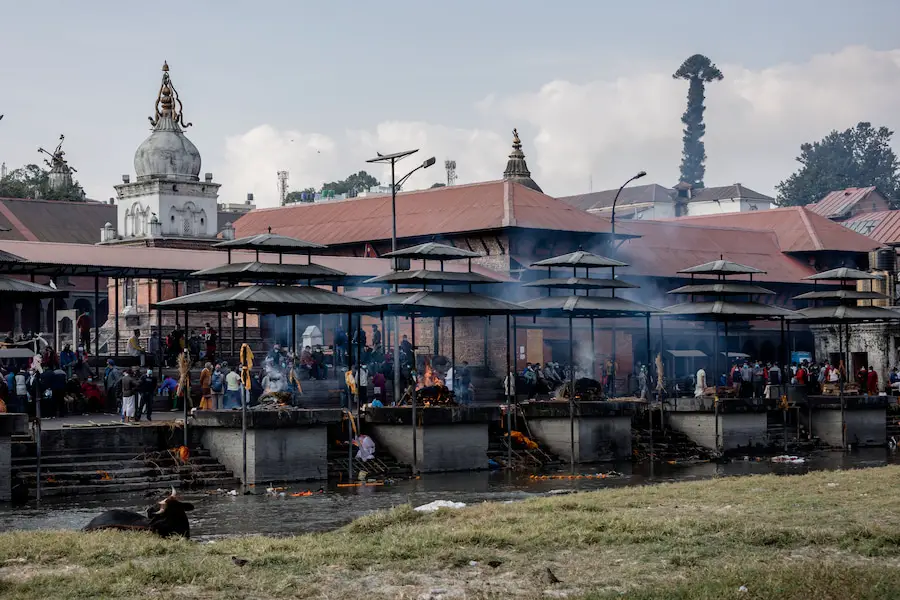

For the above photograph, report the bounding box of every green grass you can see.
[2,466,900,598]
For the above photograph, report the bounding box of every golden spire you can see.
[148,61,192,130]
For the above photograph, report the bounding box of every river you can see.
[1,448,897,541]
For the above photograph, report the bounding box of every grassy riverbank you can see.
[2,467,900,599]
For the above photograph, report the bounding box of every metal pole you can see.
[34,375,41,503]
[450,316,456,399]
[157,278,163,382]
[230,311,236,358]
[610,324,616,397]
[113,278,119,357]
[646,314,652,462]
[590,317,595,380]
[506,314,512,468]
[291,314,297,356]
[93,275,99,377]
[512,316,518,375]
[840,323,846,450]
[411,316,418,473]
[217,309,222,362]
[568,316,575,472]
[348,312,355,482]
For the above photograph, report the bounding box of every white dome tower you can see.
[111,62,220,243]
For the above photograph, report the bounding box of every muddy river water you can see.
[1,449,897,541]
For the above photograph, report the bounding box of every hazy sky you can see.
[2,0,900,207]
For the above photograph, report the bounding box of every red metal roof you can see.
[806,187,880,219]
[617,220,819,283]
[842,210,900,246]
[0,240,509,280]
[233,180,626,244]
[669,206,879,253]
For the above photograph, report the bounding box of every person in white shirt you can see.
[694,367,707,397]
[445,367,454,392]
[355,364,369,405]
[224,368,242,409]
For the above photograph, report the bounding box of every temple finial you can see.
[502,127,542,192]
[268,226,272,234]
[148,62,192,130]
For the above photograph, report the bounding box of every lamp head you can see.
[423,157,436,169]
[635,170,647,179]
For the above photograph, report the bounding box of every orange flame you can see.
[96,470,112,481]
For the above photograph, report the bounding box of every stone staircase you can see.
[11,446,239,499]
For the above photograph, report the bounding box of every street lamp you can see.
[610,170,647,240]
[365,150,437,405]
[608,170,646,398]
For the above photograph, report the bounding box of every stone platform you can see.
[519,401,639,462]
[363,406,499,473]
[665,396,768,452]
[193,408,343,484]
[805,395,888,448]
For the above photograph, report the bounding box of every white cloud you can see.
[223,45,900,208]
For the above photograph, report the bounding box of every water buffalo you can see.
[83,488,195,538]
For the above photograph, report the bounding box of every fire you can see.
[417,361,445,390]
[96,470,113,481]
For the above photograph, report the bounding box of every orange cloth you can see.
[199,367,212,409]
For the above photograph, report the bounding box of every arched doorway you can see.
[74,298,92,315]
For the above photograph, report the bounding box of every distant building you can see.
[806,187,891,222]
[560,182,774,220]
[219,193,256,215]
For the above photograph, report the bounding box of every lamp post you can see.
[608,170,646,397]
[365,151,437,406]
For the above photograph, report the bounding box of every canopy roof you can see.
[662,301,796,320]
[788,305,900,323]
[805,267,882,281]
[365,290,529,316]
[667,349,707,358]
[0,249,23,263]
[522,277,638,290]
[793,289,888,301]
[189,261,345,283]
[382,242,481,260]
[519,295,659,317]
[213,233,327,254]
[678,260,765,276]
[154,285,372,315]
[363,269,500,286]
[531,250,627,269]
[667,283,776,296]
[0,276,67,298]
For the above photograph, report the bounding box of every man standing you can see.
[210,364,225,409]
[694,365,707,398]
[148,331,161,368]
[371,324,382,351]
[751,361,765,398]
[355,362,369,406]
[103,359,121,414]
[867,366,879,396]
[128,329,146,367]
[204,323,217,364]
[76,310,91,352]
[120,368,138,424]
[459,361,471,405]
[136,369,157,422]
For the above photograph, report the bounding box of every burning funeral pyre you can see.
[408,355,456,406]
[553,377,605,402]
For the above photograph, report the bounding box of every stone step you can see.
[12,448,211,462]
[20,475,241,498]
[15,464,230,482]
[13,456,223,471]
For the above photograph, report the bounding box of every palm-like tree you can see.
[673,54,724,188]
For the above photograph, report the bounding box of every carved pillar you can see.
[39,299,49,334]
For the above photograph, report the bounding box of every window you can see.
[186,280,201,294]
[124,278,138,308]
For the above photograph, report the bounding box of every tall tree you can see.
[776,122,900,206]
[321,170,380,197]
[673,54,724,188]
[0,163,85,201]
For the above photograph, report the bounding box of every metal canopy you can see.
[788,305,900,323]
[213,233,327,254]
[667,283,776,296]
[667,349,707,358]
[0,257,189,279]
[190,261,345,282]
[805,267,882,281]
[0,276,68,298]
[661,301,796,320]
[363,269,500,286]
[531,250,627,269]
[793,289,888,301]
[366,290,530,316]
[153,285,372,315]
[522,277,639,290]
[0,250,23,263]
[382,242,482,260]
[520,295,660,317]
[678,260,765,275]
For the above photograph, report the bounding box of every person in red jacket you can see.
[867,366,879,395]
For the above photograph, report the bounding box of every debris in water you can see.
[771,455,806,464]
[414,500,466,512]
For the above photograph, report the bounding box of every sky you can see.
[2,0,900,208]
